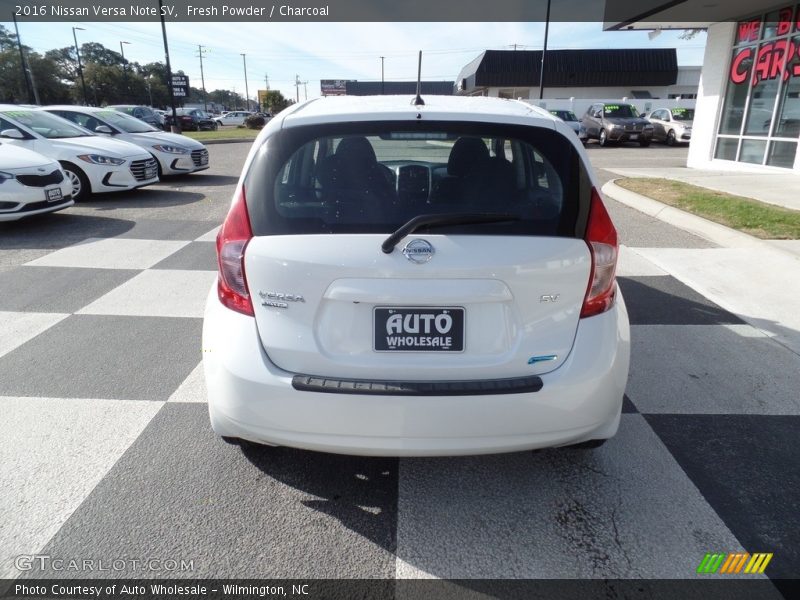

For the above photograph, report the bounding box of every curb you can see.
[601,179,772,250]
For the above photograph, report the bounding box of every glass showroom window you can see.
[715,5,800,169]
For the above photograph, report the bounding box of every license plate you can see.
[45,187,63,202]
[145,166,158,179]
[629,134,638,140]
[374,307,464,352]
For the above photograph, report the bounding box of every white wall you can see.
[687,22,735,170]
[521,97,696,118]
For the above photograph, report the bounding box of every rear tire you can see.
[598,129,608,147]
[666,130,676,146]
[60,162,90,201]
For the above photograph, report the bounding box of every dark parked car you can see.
[163,108,218,132]
[581,103,653,147]
[108,105,164,128]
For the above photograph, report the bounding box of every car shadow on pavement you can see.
[616,277,745,326]
[239,443,398,555]
[86,189,207,210]
[0,212,135,250]
[163,174,240,187]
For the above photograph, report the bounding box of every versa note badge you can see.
[259,291,305,309]
[402,239,434,264]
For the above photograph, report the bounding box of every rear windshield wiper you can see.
[381,213,520,254]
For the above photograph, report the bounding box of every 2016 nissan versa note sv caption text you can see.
[202,95,630,456]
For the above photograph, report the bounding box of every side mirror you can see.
[94,125,114,134]
[0,128,24,139]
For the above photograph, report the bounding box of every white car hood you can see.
[124,131,205,150]
[0,143,54,169]
[52,136,149,159]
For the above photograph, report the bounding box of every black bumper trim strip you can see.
[291,374,543,396]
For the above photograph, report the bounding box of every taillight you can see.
[216,185,254,316]
[580,187,618,318]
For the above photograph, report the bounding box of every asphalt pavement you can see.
[1,142,797,596]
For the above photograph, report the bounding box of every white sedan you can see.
[214,111,254,126]
[0,106,158,201]
[0,142,73,221]
[646,107,694,145]
[203,95,630,456]
[44,106,209,176]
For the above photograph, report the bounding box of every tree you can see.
[80,42,125,67]
[260,89,293,114]
[0,24,18,51]
[27,53,71,103]
[45,47,79,82]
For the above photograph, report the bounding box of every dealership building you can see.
[610,1,800,172]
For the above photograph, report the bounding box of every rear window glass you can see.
[244,122,580,237]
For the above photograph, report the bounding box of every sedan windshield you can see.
[1,110,92,139]
[96,110,158,133]
[603,104,638,118]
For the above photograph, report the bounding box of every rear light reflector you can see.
[581,187,618,318]
[216,185,254,316]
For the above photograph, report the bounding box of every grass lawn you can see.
[181,127,260,142]
[615,177,800,240]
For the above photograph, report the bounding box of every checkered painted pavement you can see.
[0,160,798,594]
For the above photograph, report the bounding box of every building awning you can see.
[457,48,678,92]
[343,81,455,96]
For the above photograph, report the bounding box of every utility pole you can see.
[303,81,308,101]
[27,64,40,105]
[72,26,88,105]
[295,74,300,103]
[12,12,35,104]
[158,0,179,132]
[241,53,250,111]
[538,0,551,100]
[197,45,208,112]
[265,73,269,90]
[119,41,130,103]
[380,56,385,95]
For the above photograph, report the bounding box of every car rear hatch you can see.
[222,120,613,382]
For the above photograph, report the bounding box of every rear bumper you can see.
[202,285,630,456]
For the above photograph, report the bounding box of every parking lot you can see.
[1,142,797,590]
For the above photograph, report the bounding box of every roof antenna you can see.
[412,50,425,106]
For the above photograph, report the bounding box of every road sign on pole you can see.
[171,75,190,98]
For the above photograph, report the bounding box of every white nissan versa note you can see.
[202,95,630,456]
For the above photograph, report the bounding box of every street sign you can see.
[170,74,190,98]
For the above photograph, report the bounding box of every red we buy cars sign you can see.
[730,6,800,85]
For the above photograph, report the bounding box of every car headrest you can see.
[335,136,378,164]
[448,137,490,177]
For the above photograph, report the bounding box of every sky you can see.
[4,21,707,102]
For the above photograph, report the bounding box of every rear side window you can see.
[244,121,582,237]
